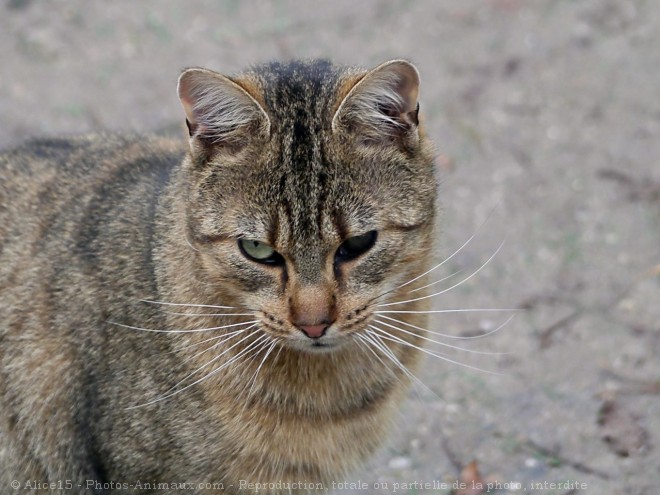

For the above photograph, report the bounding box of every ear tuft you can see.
[177,68,270,147]
[332,60,420,141]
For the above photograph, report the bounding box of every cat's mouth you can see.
[258,311,373,354]
[308,340,336,352]
[285,333,346,353]
[279,327,358,354]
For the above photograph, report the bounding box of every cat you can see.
[0,59,437,494]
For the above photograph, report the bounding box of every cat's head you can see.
[176,59,436,353]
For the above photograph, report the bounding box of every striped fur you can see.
[0,59,437,494]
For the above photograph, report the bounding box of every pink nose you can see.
[298,324,328,339]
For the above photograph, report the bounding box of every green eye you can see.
[335,231,378,262]
[238,239,283,265]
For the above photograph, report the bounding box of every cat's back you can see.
[0,134,185,325]
[1,134,132,214]
[0,134,184,256]
[0,136,86,243]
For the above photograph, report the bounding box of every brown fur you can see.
[0,59,437,494]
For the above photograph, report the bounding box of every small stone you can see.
[478,319,495,331]
[388,456,412,470]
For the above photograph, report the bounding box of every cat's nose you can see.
[298,324,328,339]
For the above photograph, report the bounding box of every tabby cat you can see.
[0,59,437,494]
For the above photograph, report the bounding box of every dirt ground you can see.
[1,1,658,494]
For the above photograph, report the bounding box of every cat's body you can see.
[0,60,436,494]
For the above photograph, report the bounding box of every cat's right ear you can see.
[177,68,270,153]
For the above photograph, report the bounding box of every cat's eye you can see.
[335,231,378,262]
[238,239,284,266]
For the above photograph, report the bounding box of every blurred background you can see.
[1,1,658,493]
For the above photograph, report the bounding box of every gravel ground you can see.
[1,1,658,494]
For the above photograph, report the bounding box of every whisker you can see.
[127,331,267,409]
[239,337,279,417]
[162,327,261,393]
[363,234,480,308]
[185,234,201,253]
[394,207,497,292]
[377,240,505,307]
[373,318,508,355]
[156,311,255,318]
[139,299,239,310]
[167,328,248,355]
[396,234,476,292]
[363,330,440,399]
[108,319,259,334]
[370,325,506,376]
[242,337,276,394]
[354,333,401,383]
[180,332,263,386]
[155,333,269,407]
[378,313,516,340]
[365,209,500,307]
[375,308,522,315]
[407,269,464,293]
[359,332,418,388]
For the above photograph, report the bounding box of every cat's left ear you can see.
[332,59,420,144]
[178,68,270,151]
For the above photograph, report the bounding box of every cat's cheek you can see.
[196,246,278,293]
[343,255,397,291]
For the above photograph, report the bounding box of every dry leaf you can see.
[452,460,486,495]
[650,263,660,277]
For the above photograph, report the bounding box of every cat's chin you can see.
[284,337,351,354]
